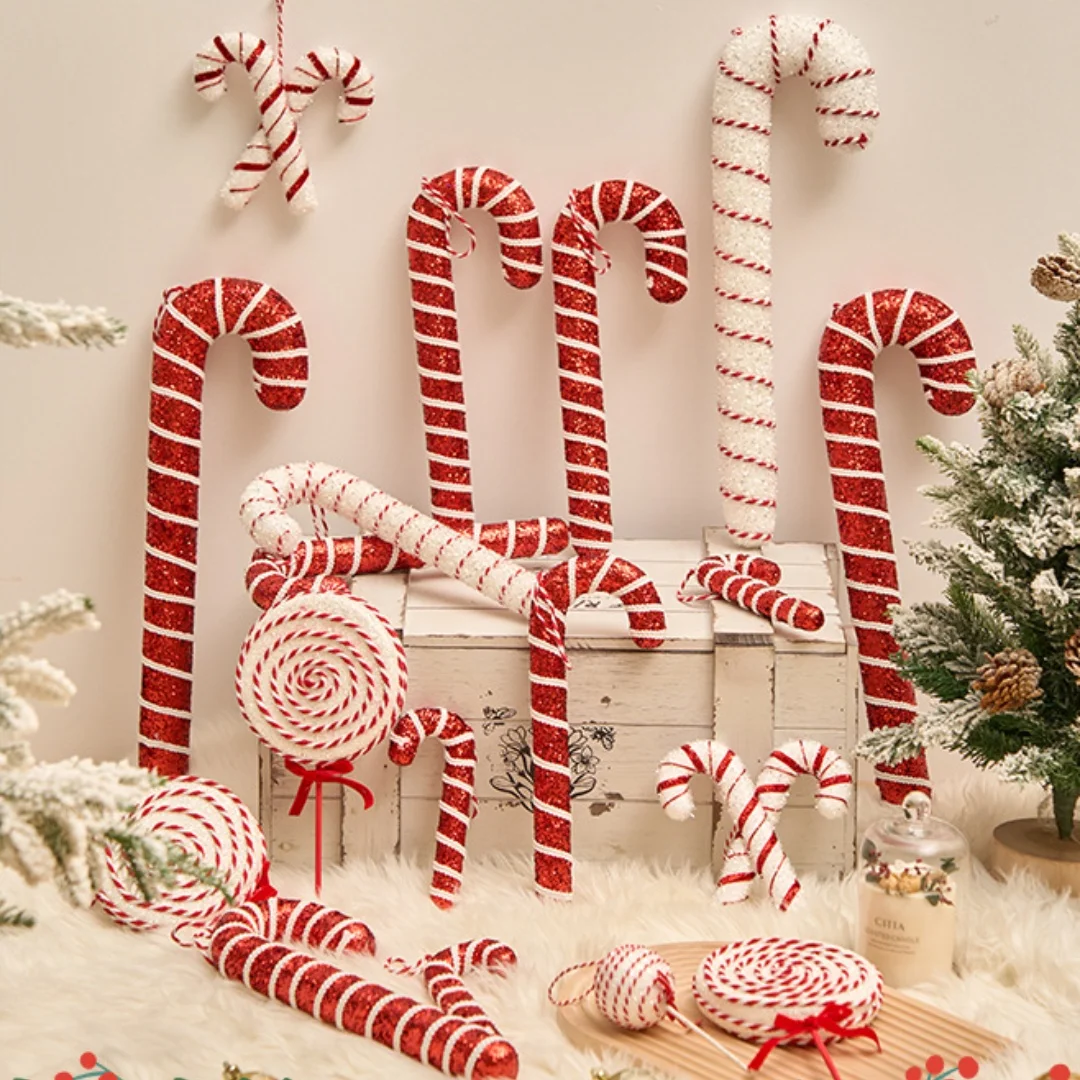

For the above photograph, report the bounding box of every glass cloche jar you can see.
[855,791,969,987]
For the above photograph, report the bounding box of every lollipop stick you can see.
[668,1006,749,1071]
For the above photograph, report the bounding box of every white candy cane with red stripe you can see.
[678,555,825,633]
[714,15,879,545]
[408,167,551,535]
[718,739,853,903]
[656,740,799,910]
[140,278,308,777]
[552,180,689,554]
[215,46,375,211]
[389,709,478,909]
[193,33,316,213]
[206,908,518,1078]
[530,555,666,900]
[820,288,976,803]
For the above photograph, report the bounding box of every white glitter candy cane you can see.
[713,15,879,545]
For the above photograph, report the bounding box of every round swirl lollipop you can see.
[95,776,267,934]
[234,589,408,765]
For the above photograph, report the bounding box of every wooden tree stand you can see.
[988,818,1080,896]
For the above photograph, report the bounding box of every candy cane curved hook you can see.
[140,279,308,776]
[530,555,666,900]
[553,180,689,555]
[407,167,549,534]
[820,288,976,803]
[713,15,879,546]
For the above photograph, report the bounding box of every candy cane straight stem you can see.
[529,555,665,899]
[140,279,308,776]
[390,709,477,909]
[819,289,976,803]
[552,180,688,555]
[713,16,879,545]
[407,166,544,531]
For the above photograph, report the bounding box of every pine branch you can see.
[0,899,34,928]
[0,292,126,349]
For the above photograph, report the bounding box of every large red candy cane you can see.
[140,279,308,777]
[717,738,853,903]
[530,555,666,900]
[552,180,689,555]
[206,903,518,1078]
[193,33,316,213]
[656,739,799,910]
[407,167,551,535]
[389,708,477,910]
[713,15,879,545]
[819,289,976,803]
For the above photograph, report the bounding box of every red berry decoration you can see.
[79,1055,97,1070]
[1049,1066,1071,1080]
[926,1055,946,1076]
[54,1073,73,1080]
[906,1067,923,1080]
[958,1056,980,1078]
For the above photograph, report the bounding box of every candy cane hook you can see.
[718,739,853,903]
[553,180,689,555]
[389,709,478,909]
[140,279,308,777]
[713,16,879,546]
[530,555,665,900]
[408,167,557,540]
[819,288,976,803]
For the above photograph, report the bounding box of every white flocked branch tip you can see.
[0,292,126,349]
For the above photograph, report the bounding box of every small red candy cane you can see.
[389,708,478,909]
[713,15,879,547]
[530,555,665,900]
[678,554,825,633]
[717,739,853,903]
[656,739,799,911]
[820,288,976,803]
[193,33,316,213]
[140,279,308,777]
[552,180,689,555]
[408,167,559,542]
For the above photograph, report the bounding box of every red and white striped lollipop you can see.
[95,776,267,935]
[552,180,688,555]
[819,288,976,803]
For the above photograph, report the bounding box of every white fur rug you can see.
[2,779,1079,1080]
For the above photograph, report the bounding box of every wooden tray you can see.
[554,942,1011,1080]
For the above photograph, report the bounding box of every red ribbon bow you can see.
[286,758,375,817]
[748,1002,881,1080]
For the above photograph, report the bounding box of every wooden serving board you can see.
[554,942,1011,1080]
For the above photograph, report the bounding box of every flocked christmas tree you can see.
[0,295,218,927]
[861,232,1080,841]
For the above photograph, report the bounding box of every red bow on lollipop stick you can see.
[748,1001,881,1080]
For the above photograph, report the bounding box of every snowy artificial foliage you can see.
[863,263,1080,839]
[0,291,126,349]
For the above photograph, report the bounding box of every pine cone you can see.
[980,356,1045,409]
[1066,629,1080,683]
[1031,253,1080,302]
[972,649,1044,713]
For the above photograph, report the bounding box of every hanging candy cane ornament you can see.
[407,167,550,533]
[656,740,799,910]
[713,16,879,545]
[820,289,976,803]
[214,47,376,212]
[140,278,308,777]
[552,181,689,554]
[718,739,853,903]
[194,33,316,213]
[390,709,478,909]
[678,554,825,633]
[530,555,666,900]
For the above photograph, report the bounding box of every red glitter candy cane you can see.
[140,279,308,777]
[389,708,478,909]
[552,181,689,555]
[529,555,666,899]
[678,554,825,632]
[407,167,557,540]
[713,15,879,546]
[819,289,976,803]
[205,904,518,1078]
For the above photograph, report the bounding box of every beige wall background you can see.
[1,0,1073,811]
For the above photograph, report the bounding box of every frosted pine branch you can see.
[0,657,75,705]
[1012,323,1055,379]
[0,292,126,349]
[0,590,98,658]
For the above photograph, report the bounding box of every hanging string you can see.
[275,0,286,62]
